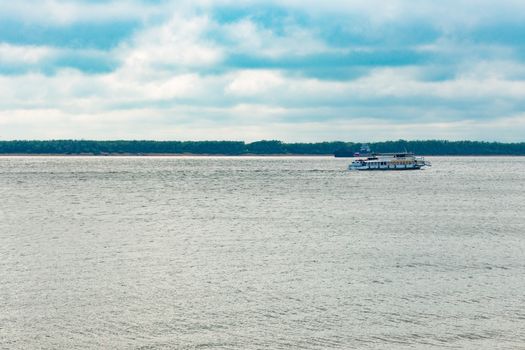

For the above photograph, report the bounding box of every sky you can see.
[1,0,525,142]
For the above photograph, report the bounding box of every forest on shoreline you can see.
[1,140,525,156]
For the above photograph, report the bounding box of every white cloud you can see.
[0,0,162,25]
[118,15,223,71]
[0,43,56,65]
[226,70,285,96]
[2,62,525,140]
[222,19,335,58]
[3,0,525,29]
[1,0,525,141]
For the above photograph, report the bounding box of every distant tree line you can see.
[333,140,525,156]
[1,139,525,155]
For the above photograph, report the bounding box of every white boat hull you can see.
[349,164,424,171]
[348,153,431,171]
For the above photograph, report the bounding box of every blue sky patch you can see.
[0,19,139,50]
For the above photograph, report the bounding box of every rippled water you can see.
[1,156,524,349]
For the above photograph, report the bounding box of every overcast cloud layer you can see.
[1,0,525,141]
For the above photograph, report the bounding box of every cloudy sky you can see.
[1,0,525,141]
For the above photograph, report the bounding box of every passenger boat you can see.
[349,152,431,171]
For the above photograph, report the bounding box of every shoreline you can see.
[0,153,333,157]
[1,153,525,157]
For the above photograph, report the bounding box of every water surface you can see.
[1,156,524,349]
